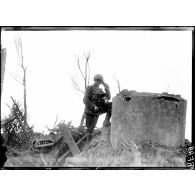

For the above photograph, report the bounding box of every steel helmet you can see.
[94,74,104,82]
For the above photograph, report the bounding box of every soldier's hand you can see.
[102,82,109,90]
[102,81,106,86]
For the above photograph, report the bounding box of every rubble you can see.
[63,128,189,167]
[4,126,190,167]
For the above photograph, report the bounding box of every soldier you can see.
[83,74,112,141]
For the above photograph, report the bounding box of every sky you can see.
[1,29,192,140]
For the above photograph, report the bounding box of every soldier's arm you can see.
[83,86,96,109]
[102,82,111,100]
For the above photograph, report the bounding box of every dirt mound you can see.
[63,128,188,167]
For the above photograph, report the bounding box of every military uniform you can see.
[83,83,112,136]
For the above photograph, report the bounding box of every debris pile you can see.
[31,123,88,157]
[1,98,34,151]
[4,124,190,167]
[63,127,189,167]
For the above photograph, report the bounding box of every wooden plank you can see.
[62,127,80,156]
[56,133,88,164]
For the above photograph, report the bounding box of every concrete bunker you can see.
[110,90,187,148]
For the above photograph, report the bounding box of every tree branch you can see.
[53,114,58,129]
[15,39,21,60]
[87,60,90,87]
[84,52,90,88]
[113,75,121,93]
[71,77,85,94]
[84,56,87,89]
[77,58,85,80]
[19,38,25,70]
[9,73,23,85]
[15,37,25,71]
[6,103,12,112]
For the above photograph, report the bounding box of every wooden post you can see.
[56,133,88,164]
[62,126,80,156]
[1,48,7,95]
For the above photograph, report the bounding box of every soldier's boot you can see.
[86,129,93,142]
[103,113,111,127]
[87,133,92,142]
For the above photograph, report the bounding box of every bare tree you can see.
[113,75,121,93]
[71,52,91,128]
[10,36,28,130]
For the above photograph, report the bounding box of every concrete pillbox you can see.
[110,90,187,148]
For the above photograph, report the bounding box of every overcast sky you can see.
[1,29,192,140]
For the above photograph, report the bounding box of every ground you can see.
[3,127,189,168]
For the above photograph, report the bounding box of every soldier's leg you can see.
[85,113,99,141]
[99,102,112,127]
